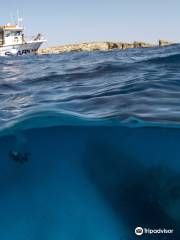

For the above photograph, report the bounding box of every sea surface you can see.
[1,45,180,239]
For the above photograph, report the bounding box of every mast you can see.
[17,9,23,27]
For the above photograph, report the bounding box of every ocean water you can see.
[1,45,180,239]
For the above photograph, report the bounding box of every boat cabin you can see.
[0,24,24,46]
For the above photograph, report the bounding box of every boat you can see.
[0,19,46,56]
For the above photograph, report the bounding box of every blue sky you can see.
[1,0,180,47]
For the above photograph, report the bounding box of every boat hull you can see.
[0,40,45,56]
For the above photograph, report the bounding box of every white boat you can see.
[0,20,46,56]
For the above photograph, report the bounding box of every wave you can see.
[1,108,180,138]
[1,44,180,132]
[141,52,180,65]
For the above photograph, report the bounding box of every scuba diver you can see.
[9,150,30,164]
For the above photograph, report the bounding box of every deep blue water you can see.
[1,45,180,239]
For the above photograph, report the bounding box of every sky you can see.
[1,0,180,47]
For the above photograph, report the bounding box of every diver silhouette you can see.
[9,150,30,164]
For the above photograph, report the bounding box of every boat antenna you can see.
[17,9,23,27]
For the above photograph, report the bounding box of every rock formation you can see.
[38,40,174,55]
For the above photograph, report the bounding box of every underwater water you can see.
[1,44,180,239]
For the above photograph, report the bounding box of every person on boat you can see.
[33,33,42,41]
[22,34,26,43]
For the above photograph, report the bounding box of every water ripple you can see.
[1,44,180,128]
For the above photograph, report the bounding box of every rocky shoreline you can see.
[38,39,174,55]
